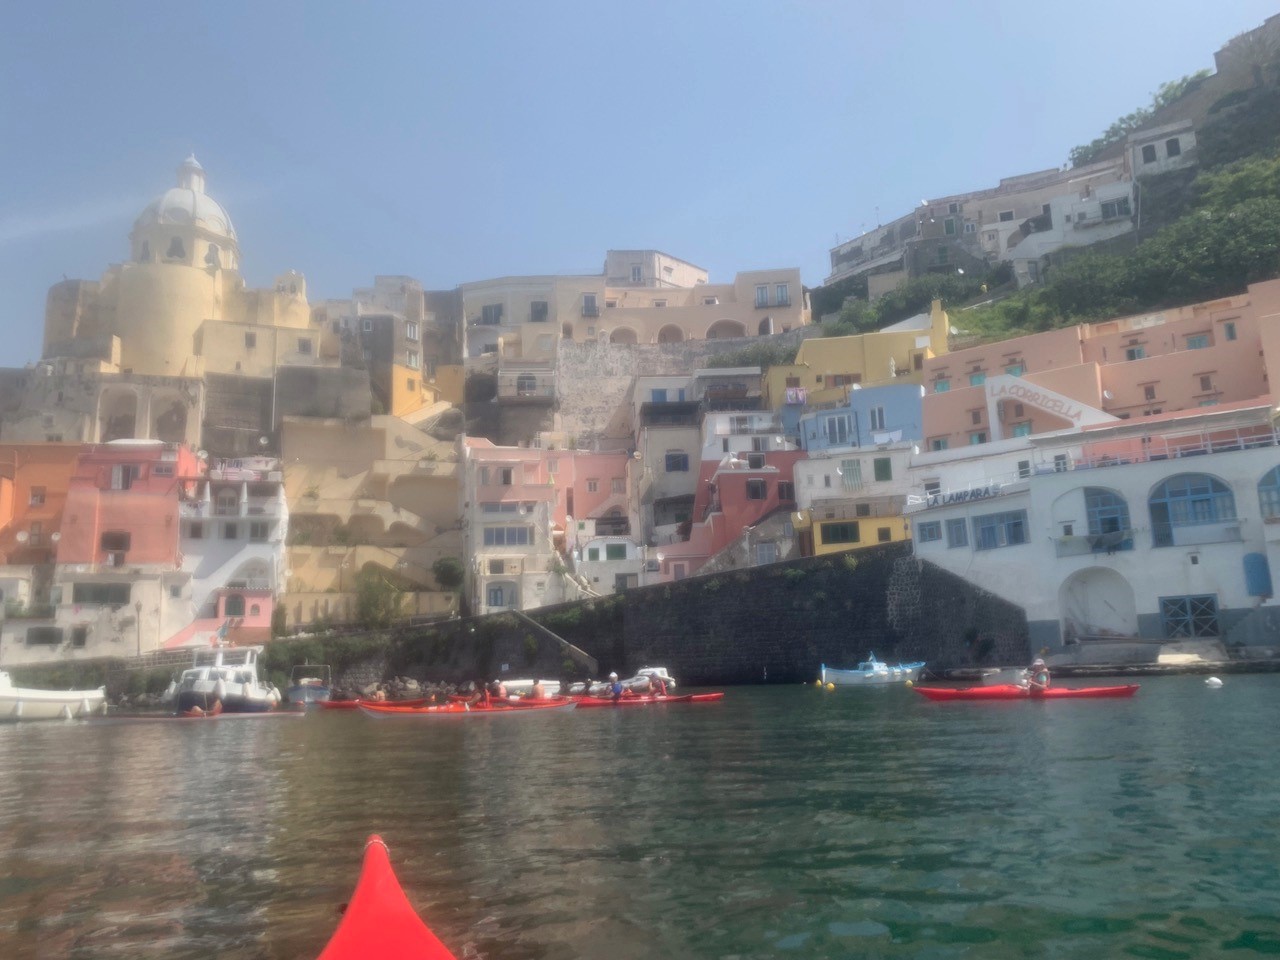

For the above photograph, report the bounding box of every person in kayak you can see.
[608,672,623,702]
[490,678,507,700]
[1026,658,1051,694]
[528,678,547,700]
[650,674,667,697]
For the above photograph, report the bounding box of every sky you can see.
[0,1,1276,368]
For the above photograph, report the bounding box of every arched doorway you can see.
[561,323,574,339]
[152,394,188,443]
[1058,567,1138,643]
[707,320,746,339]
[757,317,773,336]
[657,325,684,344]
[98,390,139,442]
[609,328,638,344]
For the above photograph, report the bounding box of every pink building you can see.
[922,279,1280,450]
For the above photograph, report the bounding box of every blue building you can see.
[797,383,924,453]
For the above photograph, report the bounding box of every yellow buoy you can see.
[825,682,835,691]
[813,679,822,687]
[905,679,914,687]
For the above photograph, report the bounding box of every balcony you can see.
[1054,531,1134,558]
[1152,519,1245,548]
[581,305,600,318]
[497,372,556,404]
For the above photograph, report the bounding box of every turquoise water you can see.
[0,677,1278,958]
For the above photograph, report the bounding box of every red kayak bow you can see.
[914,684,1139,702]
[316,835,458,960]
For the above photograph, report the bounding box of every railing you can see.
[1152,518,1245,548]
[1054,531,1135,558]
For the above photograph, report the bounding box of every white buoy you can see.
[1205,676,1223,688]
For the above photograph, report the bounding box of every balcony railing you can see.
[1152,519,1245,548]
[1054,531,1135,558]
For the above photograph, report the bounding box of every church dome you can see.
[133,155,236,242]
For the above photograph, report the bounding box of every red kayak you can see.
[574,693,725,708]
[914,684,1139,702]
[316,835,457,960]
[359,699,576,718]
[320,698,428,710]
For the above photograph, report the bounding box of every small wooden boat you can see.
[287,664,332,705]
[820,654,925,687]
[316,835,457,960]
[914,683,1140,702]
[574,692,725,708]
[0,670,107,721]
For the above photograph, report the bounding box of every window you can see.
[776,283,790,307]
[406,350,420,370]
[931,438,948,451]
[652,299,667,308]
[785,376,800,388]
[1260,467,1280,519]
[869,406,886,431]
[963,222,976,234]
[1199,375,1213,392]
[1085,488,1132,549]
[873,458,892,482]
[611,478,625,494]
[110,464,135,490]
[924,481,941,496]
[1160,595,1218,638]
[605,543,627,561]
[189,521,204,539]
[166,237,186,259]
[1142,144,1158,163]
[483,526,532,546]
[916,521,942,543]
[933,246,949,265]
[998,210,1014,222]
[755,542,778,565]
[877,527,892,542]
[673,563,687,581]
[586,548,599,562]
[1144,384,1157,401]
[500,468,513,486]
[529,301,548,324]
[170,585,182,599]
[249,521,269,542]
[778,481,795,501]
[944,218,956,236]
[1165,138,1181,158]
[971,410,982,425]
[948,202,959,214]
[582,294,598,317]
[362,318,374,333]
[487,585,507,608]
[822,521,860,545]
[1185,334,1209,350]
[973,510,1029,550]
[1012,422,1032,438]
[72,583,131,605]
[970,431,987,444]
[748,451,765,466]
[153,464,174,477]
[969,371,986,386]
[1224,321,1237,341]
[71,626,88,647]
[1126,345,1145,361]
[631,265,643,283]
[824,416,850,446]
[746,479,767,500]
[26,627,62,646]
[223,522,238,539]
[482,304,504,325]
[841,459,862,490]
[935,379,950,393]
[755,285,769,308]
[704,296,719,306]
[405,321,420,340]
[29,486,45,506]
[855,503,871,517]
[101,531,130,552]
[1101,197,1132,220]
[945,518,968,548]
[1005,363,1025,376]
[586,478,598,493]
[1149,473,1236,547]
[1054,454,1069,473]
[297,338,313,355]
[665,451,689,472]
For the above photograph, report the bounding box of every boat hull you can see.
[0,689,107,721]
[574,693,725,708]
[175,691,276,714]
[821,662,925,686]
[317,835,457,960]
[320,697,427,710]
[914,684,1140,702]
[287,685,331,704]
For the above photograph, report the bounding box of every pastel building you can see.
[909,400,1280,660]
[0,443,84,619]
[921,280,1280,452]
[793,442,914,556]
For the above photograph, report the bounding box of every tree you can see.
[354,569,403,629]
[432,557,465,591]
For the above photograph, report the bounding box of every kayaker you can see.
[490,678,507,700]
[608,672,623,702]
[528,678,547,700]
[1026,658,1051,694]
[651,674,667,697]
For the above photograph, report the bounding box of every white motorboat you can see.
[568,666,677,696]
[820,654,925,686]
[0,670,107,721]
[500,678,562,697]
[167,646,281,714]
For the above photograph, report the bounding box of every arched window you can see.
[205,243,220,269]
[225,594,246,616]
[1149,473,1236,547]
[1084,488,1131,551]
[140,241,151,262]
[166,237,186,260]
[1258,466,1280,519]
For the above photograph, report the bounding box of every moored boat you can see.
[316,834,458,960]
[820,654,925,686]
[287,664,332,705]
[914,683,1140,702]
[169,645,281,714]
[319,697,428,710]
[567,666,677,697]
[0,670,107,722]
[574,692,724,708]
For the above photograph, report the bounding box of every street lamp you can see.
[134,600,142,658]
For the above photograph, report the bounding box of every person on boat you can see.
[1026,658,1051,694]
[650,674,667,697]
[490,679,507,700]
[608,672,624,702]
[527,678,547,700]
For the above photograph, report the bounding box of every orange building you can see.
[0,443,84,612]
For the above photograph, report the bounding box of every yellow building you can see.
[764,300,951,409]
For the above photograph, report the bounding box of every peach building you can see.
[0,443,84,614]
[922,280,1280,451]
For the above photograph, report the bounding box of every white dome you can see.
[133,155,236,242]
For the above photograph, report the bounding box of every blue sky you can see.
[0,1,1275,367]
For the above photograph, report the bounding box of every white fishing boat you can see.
[167,646,281,714]
[567,666,677,696]
[0,670,107,721]
[820,653,925,686]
